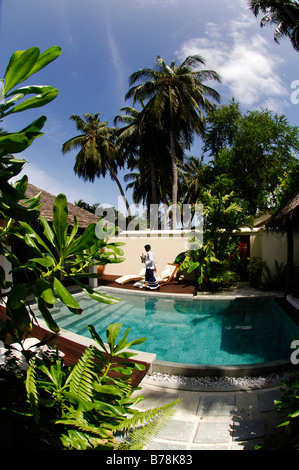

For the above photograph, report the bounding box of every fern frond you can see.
[119,399,180,450]
[25,358,40,424]
[57,408,113,439]
[116,399,180,432]
[68,346,96,402]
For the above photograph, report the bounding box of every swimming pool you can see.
[34,290,299,367]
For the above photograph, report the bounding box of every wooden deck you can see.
[0,306,150,388]
[98,274,197,295]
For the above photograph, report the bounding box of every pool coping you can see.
[35,317,158,372]
[152,358,299,378]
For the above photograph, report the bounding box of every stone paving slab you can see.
[137,381,281,450]
[257,389,283,412]
[233,418,265,441]
[197,394,236,416]
[156,420,195,441]
[194,421,232,443]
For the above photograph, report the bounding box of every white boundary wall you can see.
[103,227,299,278]
[104,230,191,276]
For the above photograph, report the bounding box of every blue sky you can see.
[1,0,299,213]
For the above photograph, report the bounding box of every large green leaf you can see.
[0,133,29,153]
[64,223,98,257]
[35,279,57,305]
[0,199,40,223]
[6,284,28,310]
[37,297,60,333]
[106,323,122,352]
[53,277,80,311]
[40,216,55,245]
[3,46,61,95]
[67,215,79,247]
[88,325,108,354]
[93,384,122,396]
[6,85,55,99]
[3,48,40,94]
[19,115,47,143]
[7,303,32,332]
[71,278,120,304]
[19,222,54,255]
[6,88,59,115]
[52,194,68,253]
[22,45,61,80]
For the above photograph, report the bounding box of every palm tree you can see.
[115,106,172,207]
[178,156,209,205]
[62,113,131,218]
[125,55,221,228]
[248,0,299,51]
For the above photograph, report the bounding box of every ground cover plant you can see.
[0,46,178,450]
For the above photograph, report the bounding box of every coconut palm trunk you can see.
[170,129,178,229]
[105,160,131,218]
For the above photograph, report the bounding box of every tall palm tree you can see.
[115,106,172,207]
[62,113,131,217]
[125,55,221,228]
[248,0,299,51]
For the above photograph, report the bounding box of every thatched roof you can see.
[266,191,299,231]
[25,184,113,229]
[253,213,272,228]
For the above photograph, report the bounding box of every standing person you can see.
[144,244,159,290]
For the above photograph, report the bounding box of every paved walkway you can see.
[134,377,284,450]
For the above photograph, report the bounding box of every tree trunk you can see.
[286,223,294,295]
[106,162,132,220]
[150,156,158,229]
[150,157,158,206]
[170,129,178,230]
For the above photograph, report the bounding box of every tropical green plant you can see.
[248,0,299,51]
[256,372,299,450]
[262,259,286,290]
[175,190,246,290]
[247,257,268,288]
[125,55,221,226]
[5,193,125,336]
[0,46,65,335]
[175,239,220,287]
[62,113,131,218]
[1,322,179,449]
[0,46,61,121]
[203,101,299,215]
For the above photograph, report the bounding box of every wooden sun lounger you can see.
[115,268,146,285]
[157,263,179,286]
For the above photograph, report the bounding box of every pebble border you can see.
[147,370,295,391]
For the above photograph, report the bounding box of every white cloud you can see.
[12,163,87,205]
[103,8,128,101]
[176,13,288,111]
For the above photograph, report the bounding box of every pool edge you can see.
[152,358,299,378]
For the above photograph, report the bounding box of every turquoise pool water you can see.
[35,292,299,366]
